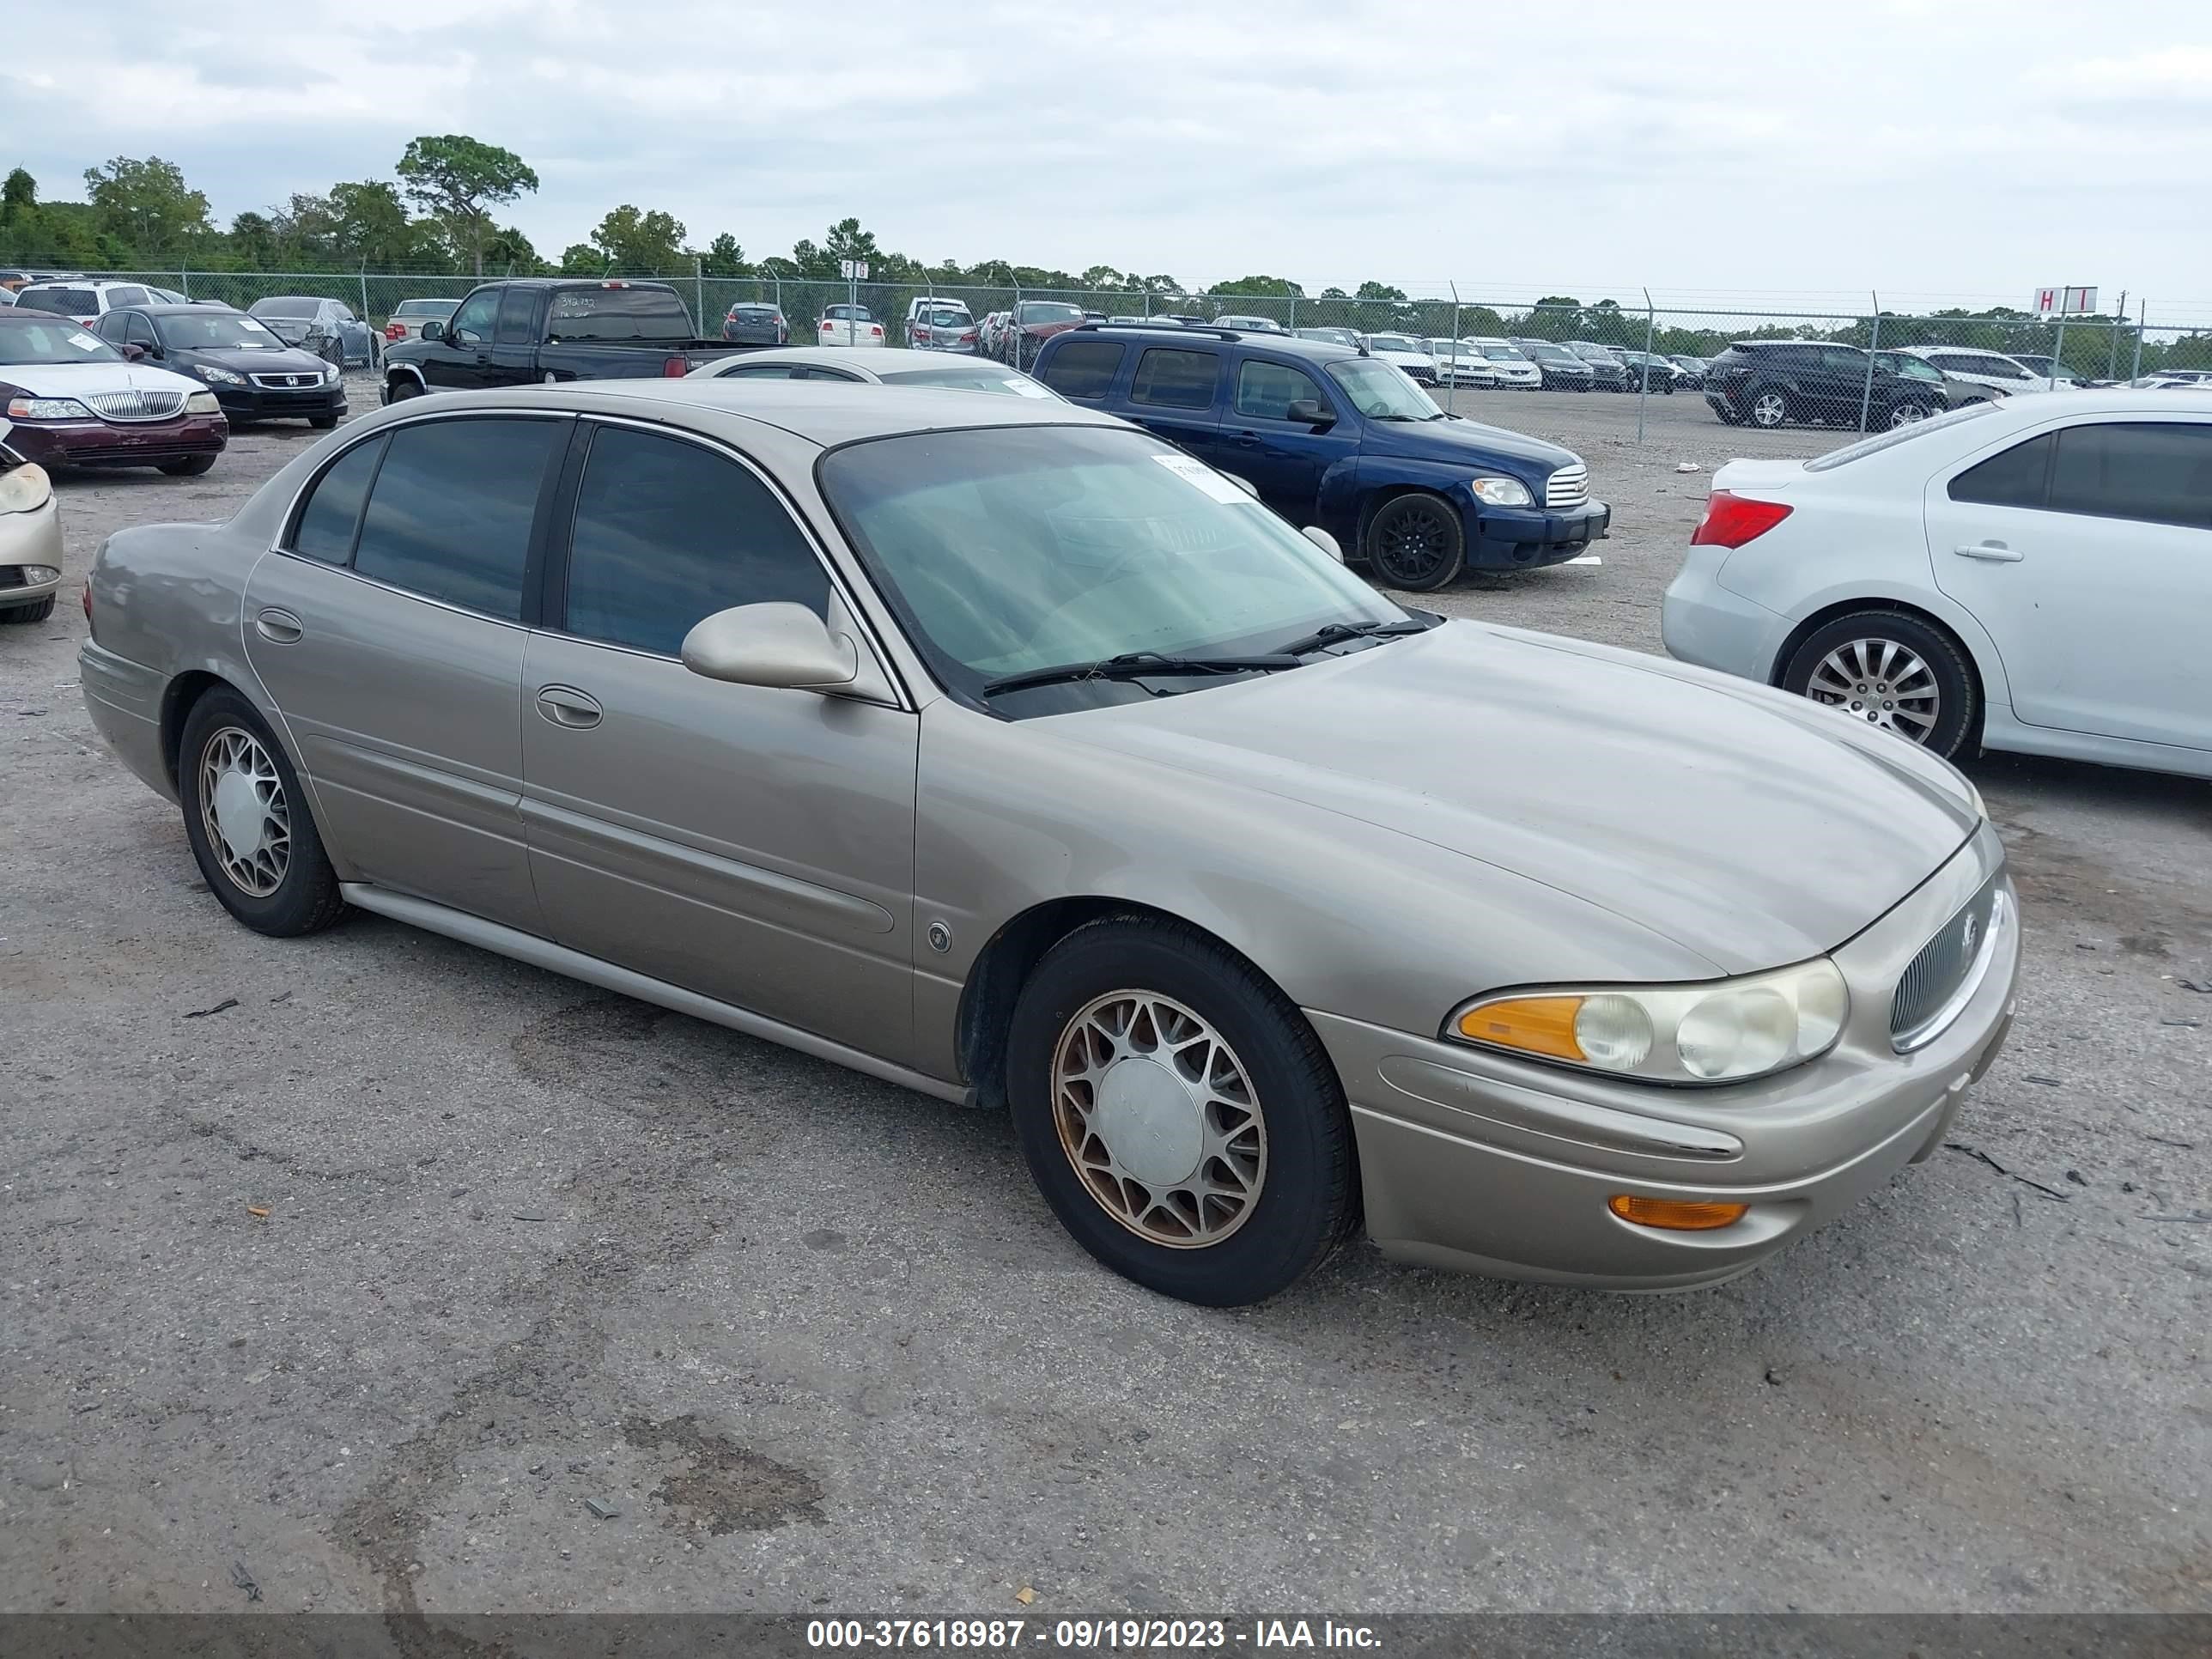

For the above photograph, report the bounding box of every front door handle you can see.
[1232,430,1261,447]
[1953,541,2024,562]
[254,608,304,643]
[535,685,603,729]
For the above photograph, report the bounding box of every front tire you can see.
[386,376,422,403]
[1364,492,1465,592]
[178,688,348,937]
[1,595,57,625]
[309,414,338,429]
[1781,611,1978,759]
[159,456,216,477]
[1006,916,1358,1306]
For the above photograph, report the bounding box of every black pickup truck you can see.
[380,278,748,403]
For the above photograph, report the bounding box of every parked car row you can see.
[0,309,230,477]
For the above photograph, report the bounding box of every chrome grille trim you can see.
[1546,463,1589,508]
[1892,883,2008,1052]
[86,389,186,422]
[251,372,323,390]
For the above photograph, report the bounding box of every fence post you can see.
[360,262,369,328]
[180,263,191,301]
[1637,288,1655,444]
[1289,293,1297,332]
[2108,289,2126,380]
[1447,283,1461,415]
[695,257,704,336]
[2053,307,2068,387]
[2131,298,2146,380]
[1858,291,1881,433]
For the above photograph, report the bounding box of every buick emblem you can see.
[1960,912,1981,954]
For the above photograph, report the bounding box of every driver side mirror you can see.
[421,320,446,342]
[1301,526,1345,562]
[120,343,148,362]
[682,603,860,693]
[1285,398,1334,428]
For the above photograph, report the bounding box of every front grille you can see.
[86,390,186,422]
[1546,463,1589,508]
[0,567,26,590]
[1891,881,2004,1049]
[251,372,323,390]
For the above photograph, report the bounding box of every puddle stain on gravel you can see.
[623,1413,826,1534]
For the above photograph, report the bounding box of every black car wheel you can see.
[309,414,338,429]
[1714,402,1743,425]
[178,687,348,937]
[1,596,57,625]
[1006,915,1358,1306]
[159,456,216,477]
[1781,611,1978,760]
[386,376,422,403]
[1364,493,1465,592]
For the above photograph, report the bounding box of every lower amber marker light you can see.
[1607,1194,1749,1231]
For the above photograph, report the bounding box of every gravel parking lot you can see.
[3,377,2207,1619]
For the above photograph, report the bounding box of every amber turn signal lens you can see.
[1607,1194,1749,1231]
[1456,995,1584,1061]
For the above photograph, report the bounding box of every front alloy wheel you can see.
[1365,493,1466,591]
[1748,389,1790,428]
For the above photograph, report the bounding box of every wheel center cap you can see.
[212,768,265,860]
[1092,1057,1205,1187]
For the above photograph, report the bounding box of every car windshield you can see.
[1366,335,1419,353]
[818,425,1404,712]
[1326,358,1443,419]
[0,317,123,364]
[877,363,1058,398]
[394,300,458,318]
[1020,303,1085,324]
[1478,343,1526,360]
[1802,401,1999,471]
[156,313,285,349]
[252,297,319,318]
[1574,344,1620,362]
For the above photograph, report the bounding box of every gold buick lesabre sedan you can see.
[80,380,2017,1304]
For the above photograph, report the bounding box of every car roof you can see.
[709,344,1007,374]
[1068,324,1358,362]
[394,377,1128,448]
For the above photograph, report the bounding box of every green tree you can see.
[589,204,687,271]
[701,232,746,276]
[559,242,605,275]
[228,210,276,268]
[1079,264,1127,289]
[1354,281,1407,301]
[395,135,538,276]
[480,224,540,272]
[2,167,33,222]
[325,181,422,268]
[1213,274,1304,298]
[755,254,800,282]
[823,216,878,269]
[82,155,214,254]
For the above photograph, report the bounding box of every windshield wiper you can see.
[1273,617,1435,657]
[982,650,1300,697]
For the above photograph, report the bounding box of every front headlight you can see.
[196,363,246,386]
[322,364,341,384]
[184,391,221,414]
[1469,476,1533,507]
[1449,957,1850,1085]
[0,463,52,514]
[4,396,94,421]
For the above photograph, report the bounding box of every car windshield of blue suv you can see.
[820,424,1407,712]
[1326,359,1443,419]
[155,313,286,350]
[0,316,122,364]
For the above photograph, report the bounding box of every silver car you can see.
[80,381,2018,1305]
[690,345,1060,398]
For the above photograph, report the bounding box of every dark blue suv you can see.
[1032,324,1608,589]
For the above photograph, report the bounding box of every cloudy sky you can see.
[7,0,2209,313]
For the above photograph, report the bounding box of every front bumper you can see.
[1465,498,1610,568]
[8,413,228,469]
[0,494,64,610]
[209,382,345,422]
[1312,826,2019,1289]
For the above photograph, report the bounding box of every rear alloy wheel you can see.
[1888,400,1937,428]
[1782,611,1978,759]
[1747,386,1791,428]
[1006,916,1357,1305]
[179,688,347,937]
[1364,493,1465,592]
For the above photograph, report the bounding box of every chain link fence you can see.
[18,260,2210,436]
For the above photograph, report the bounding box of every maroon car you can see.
[0,312,228,473]
[998,301,1087,371]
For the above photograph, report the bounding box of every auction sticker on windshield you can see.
[1152,453,1249,504]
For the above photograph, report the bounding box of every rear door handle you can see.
[1953,541,2024,562]
[1232,429,1261,447]
[254,608,303,643]
[535,685,603,729]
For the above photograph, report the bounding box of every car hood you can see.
[1052,621,1978,975]
[174,345,331,375]
[0,360,208,398]
[1368,416,1577,474]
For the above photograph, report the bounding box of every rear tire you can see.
[1005,915,1358,1306]
[1364,492,1466,592]
[159,456,216,477]
[1714,403,1743,425]
[178,688,348,938]
[1,595,57,625]
[1747,386,1792,428]
[1781,611,1978,760]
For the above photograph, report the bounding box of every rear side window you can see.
[21,286,97,315]
[1948,432,2054,508]
[1040,339,1124,398]
[352,418,562,619]
[562,426,828,655]
[289,437,386,565]
[1130,348,1218,410]
[1234,359,1326,420]
[2047,422,2212,530]
[106,286,149,308]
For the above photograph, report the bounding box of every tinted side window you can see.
[1949,432,2054,509]
[353,419,560,618]
[2048,422,2212,530]
[93,311,128,340]
[448,289,498,343]
[562,426,829,656]
[495,287,537,345]
[1040,339,1124,398]
[1235,359,1326,420]
[289,436,386,565]
[720,364,799,379]
[1131,348,1219,410]
[127,313,160,348]
[1820,347,1865,374]
[106,287,149,308]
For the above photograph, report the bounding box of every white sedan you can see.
[1361,333,1438,386]
[1662,389,2212,779]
